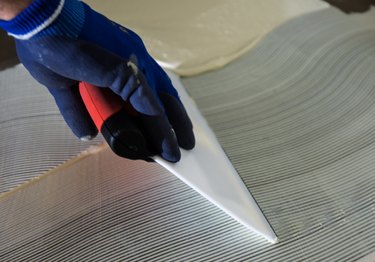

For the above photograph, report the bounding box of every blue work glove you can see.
[0,0,195,162]
[323,0,375,13]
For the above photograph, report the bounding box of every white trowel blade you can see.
[153,72,278,244]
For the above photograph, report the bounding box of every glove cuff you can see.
[0,0,85,40]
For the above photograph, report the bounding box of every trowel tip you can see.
[254,227,278,244]
[267,236,279,244]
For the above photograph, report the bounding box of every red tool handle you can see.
[78,82,154,161]
[79,82,123,131]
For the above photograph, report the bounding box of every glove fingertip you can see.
[49,84,99,141]
[179,130,195,150]
[159,129,181,162]
[159,92,195,151]
[80,134,97,141]
[67,118,98,141]
[161,150,181,163]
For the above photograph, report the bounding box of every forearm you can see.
[0,0,33,20]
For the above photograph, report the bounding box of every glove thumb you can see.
[48,84,98,140]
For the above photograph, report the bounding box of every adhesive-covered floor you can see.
[0,65,103,194]
[1,7,375,261]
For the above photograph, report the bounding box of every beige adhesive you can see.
[85,0,328,76]
[0,144,107,201]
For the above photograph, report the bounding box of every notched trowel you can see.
[79,72,277,244]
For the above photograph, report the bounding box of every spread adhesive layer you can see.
[0,65,102,194]
[1,7,375,261]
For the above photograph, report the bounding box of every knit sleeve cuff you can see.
[0,0,84,40]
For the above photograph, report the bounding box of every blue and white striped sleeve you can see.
[0,0,85,40]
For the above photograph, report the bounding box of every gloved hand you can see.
[0,0,195,162]
[323,0,375,13]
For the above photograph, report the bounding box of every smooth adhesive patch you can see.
[85,0,328,76]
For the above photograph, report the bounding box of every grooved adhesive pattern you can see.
[0,65,102,193]
[1,8,375,261]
